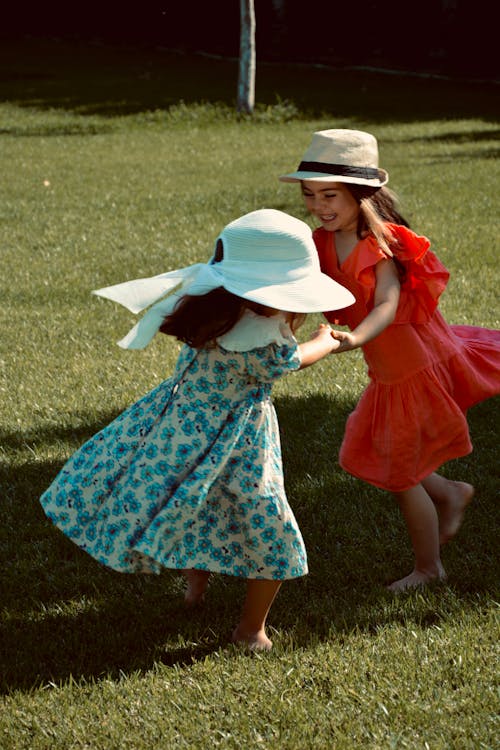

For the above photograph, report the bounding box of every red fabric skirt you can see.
[339,322,500,492]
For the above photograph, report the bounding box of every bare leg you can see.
[183,569,210,606]
[388,483,446,593]
[232,579,282,651]
[421,473,474,544]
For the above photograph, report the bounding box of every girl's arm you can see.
[298,324,340,369]
[330,258,400,353]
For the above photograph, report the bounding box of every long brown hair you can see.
[159,287,246,348]
[347,184,410,280]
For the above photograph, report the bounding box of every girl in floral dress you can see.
[280,129,500,592]
[40,208,354,650]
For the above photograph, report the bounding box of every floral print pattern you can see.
[40,323,307,579]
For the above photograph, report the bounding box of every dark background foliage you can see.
[2,0,498,79]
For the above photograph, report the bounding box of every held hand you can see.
[329,328,357,353]
[298,323,340,368]
[310,323,340,352]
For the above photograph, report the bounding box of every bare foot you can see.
[183,569,210,606]
[387,564,447,593]
[231,626,273,651]
[438,481,474,545]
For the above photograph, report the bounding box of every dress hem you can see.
[339,445,473,493]
[73,547,308,580]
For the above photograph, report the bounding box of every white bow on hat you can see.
[93,262,226,349]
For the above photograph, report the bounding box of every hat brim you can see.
[223,273,355,314]
[279,169,388,188]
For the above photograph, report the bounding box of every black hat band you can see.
[298,161,380,180]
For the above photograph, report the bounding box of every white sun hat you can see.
[93,208,355,349]
[279,128,388,187]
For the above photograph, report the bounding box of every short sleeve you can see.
[240,340,301,382]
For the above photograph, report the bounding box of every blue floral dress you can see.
[40,311,308,580]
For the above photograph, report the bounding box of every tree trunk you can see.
[237,0,256,113]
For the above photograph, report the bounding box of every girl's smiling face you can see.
[301,180,360,233]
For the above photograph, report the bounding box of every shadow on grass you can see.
[0,394,498,693]
[0,123,115,137]
[394,129,500,145]
[1,38,499,124]
[0,415,122,453]
[382,129,500,164]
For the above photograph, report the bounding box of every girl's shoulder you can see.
[216,309,296,352]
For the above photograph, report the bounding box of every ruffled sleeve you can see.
[387,224,450,323]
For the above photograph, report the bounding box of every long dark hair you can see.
[159,286,247,348]
[159,239,305,348]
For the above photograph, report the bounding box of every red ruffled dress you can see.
[314,223,500,492]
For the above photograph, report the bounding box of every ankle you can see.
[183,569,210,606]
[415,560,446,578]
[387,565,447,593]
[232,625,273,651]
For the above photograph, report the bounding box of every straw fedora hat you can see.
[94,209,355,348]
[279,129,388,187]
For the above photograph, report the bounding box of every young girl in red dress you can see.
[280,129,500,592]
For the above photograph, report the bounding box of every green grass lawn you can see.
[0,38,499,749]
